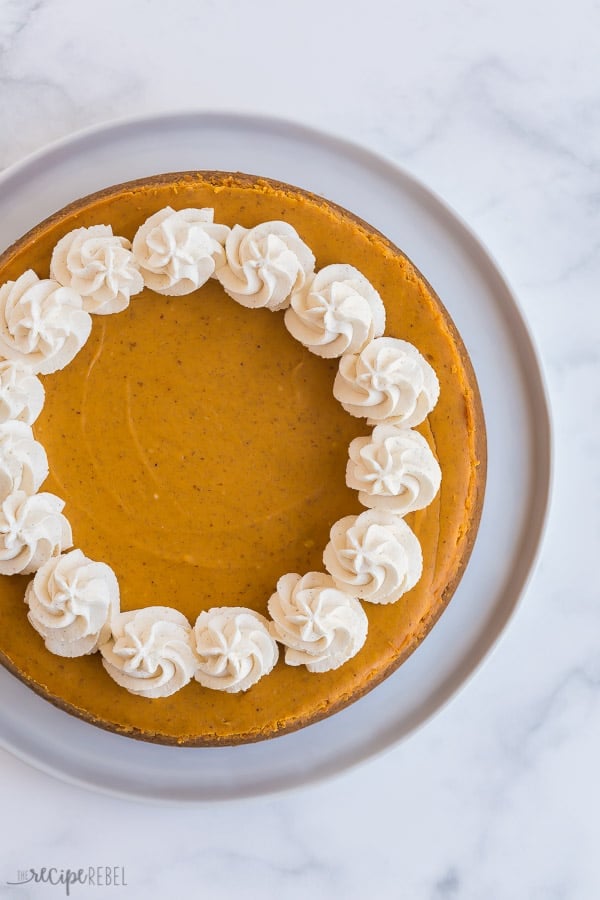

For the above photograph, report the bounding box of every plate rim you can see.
[0,110,553,802]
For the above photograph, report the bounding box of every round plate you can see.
[0,112,551,802]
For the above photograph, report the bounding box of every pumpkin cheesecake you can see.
[0,172,486,745]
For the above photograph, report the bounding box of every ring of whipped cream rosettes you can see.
[0,206,441,699]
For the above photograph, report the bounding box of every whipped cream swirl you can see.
[216,221,315,311]
[194,607,279,693]
[50,225,144,315]
[0,421,48,500]
[334,337,440,425]
[132,207,229,296]
[347,424,441,514]
[0,270,91,374]
[0,490,72,575]
[0,360,44,425]
[285,264,385,357]
[268,572,367,673]
[323,509,423,604]
[101,606,198,698]
[25,549,119,657]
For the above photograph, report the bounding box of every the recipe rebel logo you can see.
[6,866,128,895]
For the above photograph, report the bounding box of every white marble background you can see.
[0,0,598,897]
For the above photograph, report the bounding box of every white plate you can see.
[0,112,551,802]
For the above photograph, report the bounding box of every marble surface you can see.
[0,0,598,897]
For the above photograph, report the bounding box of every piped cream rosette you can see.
[131,207,230,296]
[215,221,315,311]
[194,607,279,693]
[0,420,49,499]
[346,424,441,515]
[323,509,423,605]
[334,336,439,426]
[0,271,92,374]
[100,607,198,699]
[26,549,119,657]
[51,224,144,315]
[268,572,368,673]
[0,360,45,425]
[0,203,441,699]
[284,264,386,357]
